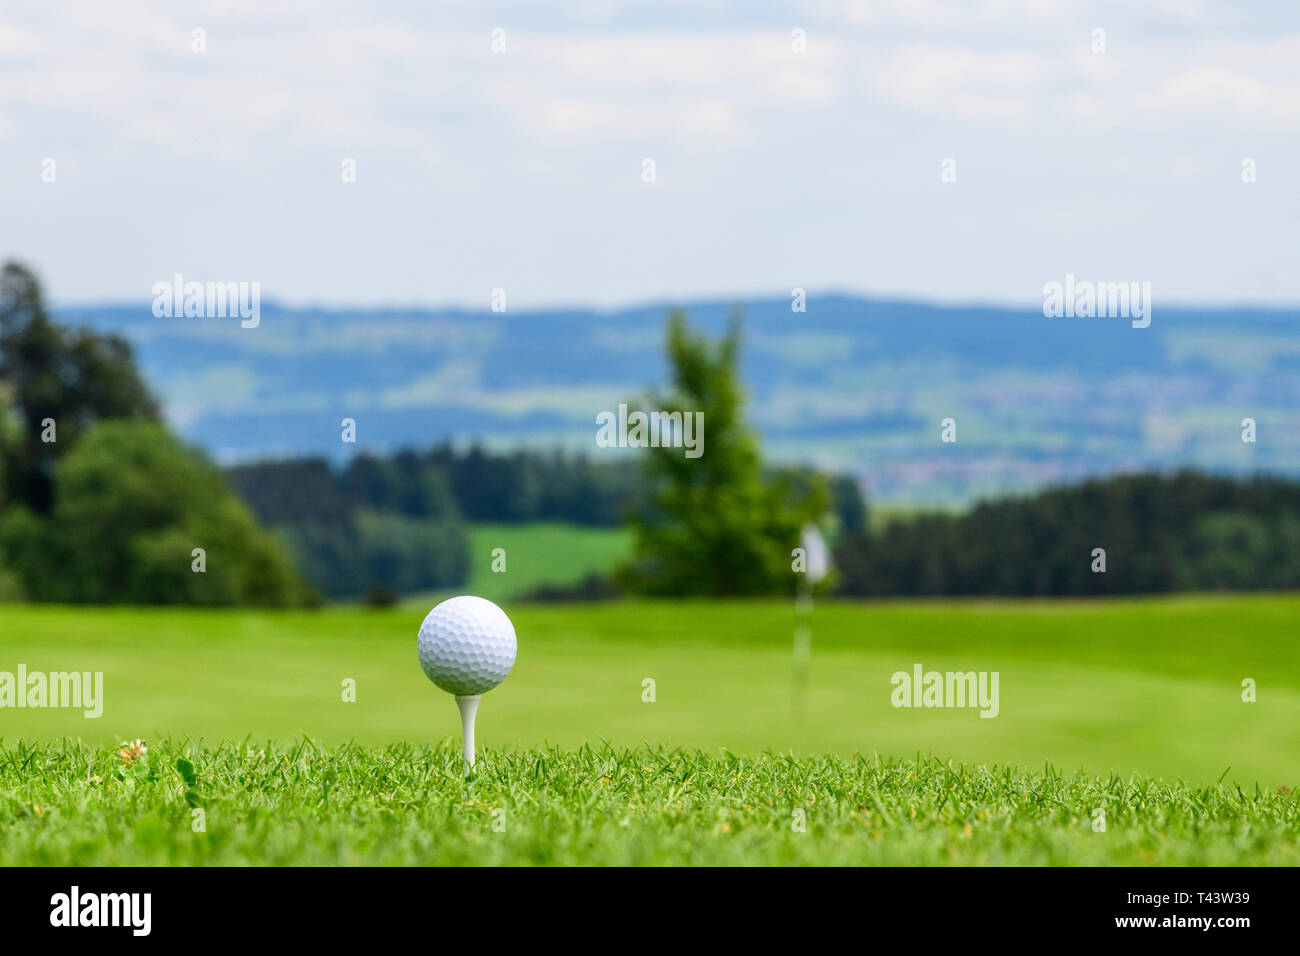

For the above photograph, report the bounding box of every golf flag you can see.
[800,523,831,584]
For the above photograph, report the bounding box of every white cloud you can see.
[865,45,1052,124]
[858,38,1300,131]
[1140,51,1300,128]
[1,0,1299,305]
[0,22,49,57]
[485,32,840,142]
[836,0,1072,27]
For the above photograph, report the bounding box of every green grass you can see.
[867,501,966,531]
[2,739,1295,865]
[3,595,1298,786]
[401,522,632,606]
[3,594,1299,864]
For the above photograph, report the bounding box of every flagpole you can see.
[792,523,828,723]
[792,573,812,721]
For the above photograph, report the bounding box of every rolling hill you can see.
[57,295,1300,504]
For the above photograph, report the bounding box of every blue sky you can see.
[3,0,1299,309]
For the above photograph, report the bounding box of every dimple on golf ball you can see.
[417,595,517,696]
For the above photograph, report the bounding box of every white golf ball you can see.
[417,595,517,696]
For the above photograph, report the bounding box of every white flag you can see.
[800,523,831,583]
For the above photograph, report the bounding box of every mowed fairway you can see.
[402,522,633,606]
[3,595,1298,789]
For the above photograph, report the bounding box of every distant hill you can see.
[56,295,1300,504]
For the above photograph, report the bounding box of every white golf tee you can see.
[455,694,481,769]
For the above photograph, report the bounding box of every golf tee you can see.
[455,694,481,769]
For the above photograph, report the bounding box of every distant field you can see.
[4,740,1295,865]
[3,595,1298,788]
[867,501,965,531]
[401,522,632,607]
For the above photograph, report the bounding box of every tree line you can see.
[228,446,644,528]
[227,435,868,600]
[222,448,647,600]
[0,262,303,605]
[833,471,1300,596]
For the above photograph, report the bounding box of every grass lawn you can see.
[2,594,1297,788]
[4,594,1298,864]
[401,522,633,607]
[3,739,1295,865]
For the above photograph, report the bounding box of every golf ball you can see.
[417,595,517,696]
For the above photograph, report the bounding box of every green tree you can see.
[2,421,304,605]
[619,310,829,596]
[0,261,159,512]
[0,396,25,598]
[0,381,21,505]
[829,473,868,534]
[354,509,469,594]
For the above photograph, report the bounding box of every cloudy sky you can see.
[3,0,1298,309]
